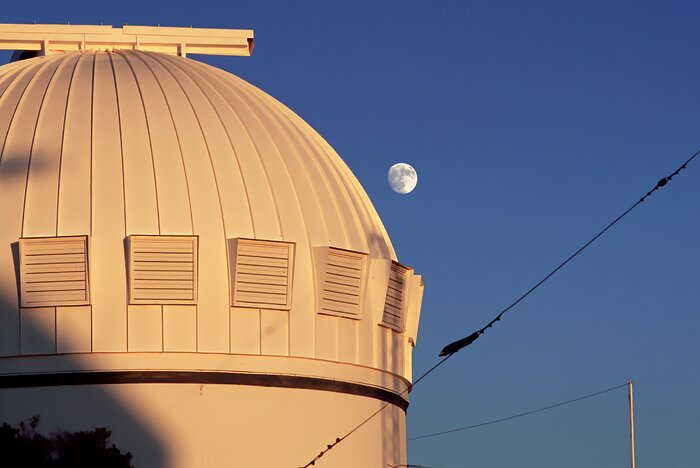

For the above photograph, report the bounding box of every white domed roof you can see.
[0,48,422,386]
[0,50,394,259]
[0,37,423,468]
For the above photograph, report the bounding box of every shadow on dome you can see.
[0,278,166,467]
[0,151,49,178]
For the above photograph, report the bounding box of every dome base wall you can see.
[0,382,407,467]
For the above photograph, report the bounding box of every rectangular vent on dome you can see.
[320,248,366,319]
[128,236,198,305]
[381,261,412,332]
[19,236,90,308]
[230,238,294,310]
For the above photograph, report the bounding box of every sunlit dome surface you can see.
[0,50,395,259]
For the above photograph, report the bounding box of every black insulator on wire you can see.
[439,331,480,356]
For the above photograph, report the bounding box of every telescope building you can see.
[0,24,423,467]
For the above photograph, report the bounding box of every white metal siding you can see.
[19,236,90,307]
[231,238,294,310]
[382,262,410,331]
[128,236,198,304]
[320,248,365,319]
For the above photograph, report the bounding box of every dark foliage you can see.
[0,416,133,468]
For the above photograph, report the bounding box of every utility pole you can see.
[629,380,636,468]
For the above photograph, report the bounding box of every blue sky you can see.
[3,1,699,467]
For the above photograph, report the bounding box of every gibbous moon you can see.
[387,163,418,194]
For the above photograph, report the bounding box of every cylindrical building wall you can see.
[1,382,407,467]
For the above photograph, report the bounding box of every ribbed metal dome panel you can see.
[0,50,415,371]
[0,50,394,257]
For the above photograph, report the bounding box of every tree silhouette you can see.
[0,416,133,468]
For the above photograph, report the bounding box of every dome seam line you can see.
[21,55,64,239]
[54,54,82,237]
[115,50,162,235]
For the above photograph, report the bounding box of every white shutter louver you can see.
[128,236,198,304]
[231,238,294,310]
[320,248,366,319]
[19,236,90,307]
[382,261,411,331]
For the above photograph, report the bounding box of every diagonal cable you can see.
[438,149,699,357]
[409,381,629,441]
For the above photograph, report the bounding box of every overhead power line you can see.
[438,149,699,357]
[388,464,435,468]
[299,356,452,467]
[298,148,698,467]
[409,381,629,441]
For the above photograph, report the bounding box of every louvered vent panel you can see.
[320,248,365,318]
[382,262,411,331]
[129,236,197,304]
[20,236,90,307]
[231,239,294,310]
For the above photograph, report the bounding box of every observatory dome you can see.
[0,49,396,259]
[0,45,422,468]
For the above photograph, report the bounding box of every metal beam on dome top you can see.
[0,23,254,58]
